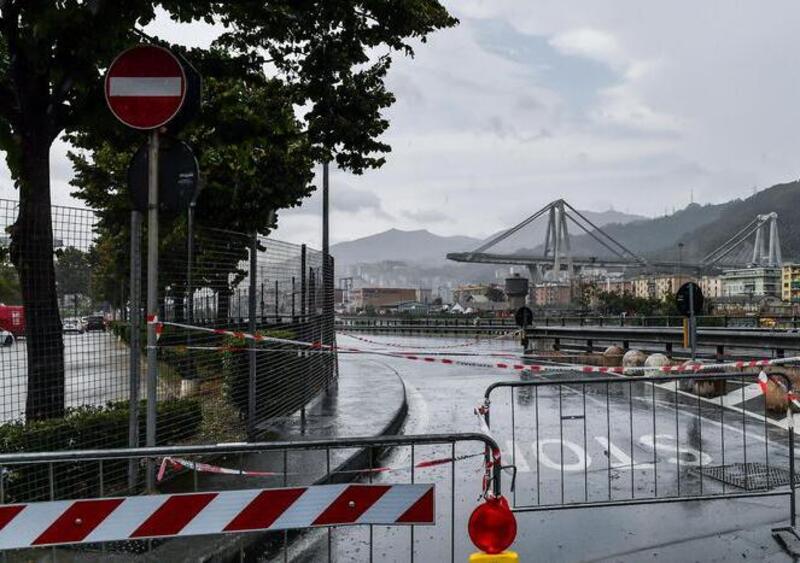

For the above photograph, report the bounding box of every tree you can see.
[486,286,505,303]
[0,2,456,420]
[54,247,90,298]
[0,261,20,305]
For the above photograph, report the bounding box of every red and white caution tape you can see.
[150,319,800,377]
[158,453,485,482]
[0,483,434,549]
[158,457,285,481]
[472,403,503,498]
[146,315,163,341]
[757,370,800,410]
[340,331,517,350]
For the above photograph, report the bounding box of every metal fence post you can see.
[260,282,265,323]
[788,378,797,529]
[128,211,142,490]
[301,245,307,319]
[248,234,257,440]
[299,245,308,431]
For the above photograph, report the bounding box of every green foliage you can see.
[54,246,90,297]
[575,281,597,311]
[595,291,674,316]
[0,1,457,419]
[0,262,21,304]
[0,398,202,502]
[486,286,505,302]
[221,328,332,422]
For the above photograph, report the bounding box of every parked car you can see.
[63,318,84,334]
[0,329,14,347]
[85,315,106,332]
[0,305,25,337]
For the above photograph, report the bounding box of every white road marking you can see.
[506,439,531,472]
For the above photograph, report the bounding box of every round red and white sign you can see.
[105,45,186,130]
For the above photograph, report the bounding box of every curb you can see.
[200,369,409,562]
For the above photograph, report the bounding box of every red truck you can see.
[0,305,25,337]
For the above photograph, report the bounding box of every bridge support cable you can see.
[564,213,635,263]
[561,201,647,266]
[472,203,554,254]
[702,213,782,268]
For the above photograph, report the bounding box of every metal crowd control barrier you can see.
[482,371,799,535]
[0,433,502,561]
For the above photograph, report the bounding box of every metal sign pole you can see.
[145,130,160,491]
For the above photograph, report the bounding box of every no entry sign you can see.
[105,45,186,130]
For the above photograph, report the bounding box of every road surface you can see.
[0,331,130,422]
[283,332,800,562]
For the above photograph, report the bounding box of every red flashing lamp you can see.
[468,495,517,554]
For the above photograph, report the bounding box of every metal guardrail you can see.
[481,372,798,536]
[524,325,800,358]
[337,314,800,329]
[0,433,502,561]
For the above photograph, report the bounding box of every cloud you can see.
[332,187,387,215]
[402,209,449,223]
[4,1,800,252]
[549,28,627,70]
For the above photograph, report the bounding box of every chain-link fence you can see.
[0,199,336,501]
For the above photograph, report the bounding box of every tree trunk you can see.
[10,136,65,421]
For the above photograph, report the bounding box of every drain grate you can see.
[700,463,800,491]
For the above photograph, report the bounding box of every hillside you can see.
[532,202,731,259]
[538,180,800,264]
[331,182,800,282]
[670,180,800,263]
[330,229,481,268]
[482,208,646,254]
[332,208,645,269]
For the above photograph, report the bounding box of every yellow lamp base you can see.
[469,551,519,562]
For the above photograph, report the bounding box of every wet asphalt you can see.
[288,332,800,562]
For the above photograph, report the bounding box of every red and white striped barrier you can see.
[0,483,434,549]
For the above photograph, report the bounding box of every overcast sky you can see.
[3,1,800,248]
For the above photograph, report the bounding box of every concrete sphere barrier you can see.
[603,345,624,357]
[622,349,647,374]
[644,353,670,376]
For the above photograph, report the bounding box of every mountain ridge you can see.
[331,208,645,267]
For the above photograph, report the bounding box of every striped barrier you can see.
[0,483,434,549]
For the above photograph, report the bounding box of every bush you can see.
[222,327,333,425]
[0,398,202,502]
